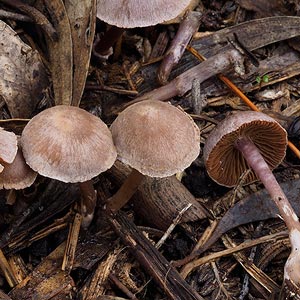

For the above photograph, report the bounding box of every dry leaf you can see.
[65,0,96,106]
[44,0,73,106]
[0,20,49,118]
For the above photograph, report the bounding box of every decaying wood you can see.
[8,242,74,299]
[2,180,79,252]
[108,211,205,300]
[80,251,119,299]
[62,212,82,273]
[107,161,209,230]
[0,249,18,287]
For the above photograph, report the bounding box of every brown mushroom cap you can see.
[203,111,287,187]
[21,105,117,183]
[0,145,37,190]
[110,100,200,177]
[97,0,192,28]
[0,128,18,172]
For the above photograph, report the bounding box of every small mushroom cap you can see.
[21,105,117,183]
[110,100,200,177]
[97,0,192,28]
[0,128,18,171]
[0,145,37,190]
[203,111,288,187]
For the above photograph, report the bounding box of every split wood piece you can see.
[107,100,200,212]
[107,161,209,230]
[0,249,18,287]
[2,180,78,253]
[108,210,205,300]
[8,255,28,284]
[8,242,74,300]
[62,213,82,272]
[157,10,202,85]
[79,251,118,299]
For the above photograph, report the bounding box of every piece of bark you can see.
[108,211,205,300]
[107,162,209,230]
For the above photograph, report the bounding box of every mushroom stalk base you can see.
[235,137,300,290]
[93,26,125,57]
[106,168,145,212]
[79,180,96,228]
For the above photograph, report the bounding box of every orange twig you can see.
[186,45,300,159]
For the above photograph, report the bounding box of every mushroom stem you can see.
[106,168,145,212]
[93,26,125,57]
[235,137,300,289]
[78,181,96,228]
[235,137,300,232]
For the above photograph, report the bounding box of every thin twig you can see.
[155,203,192,249]
[179,230,288,279]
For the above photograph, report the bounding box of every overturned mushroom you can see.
[176,111,300,292]
[21,105,117,227]
[106,100,200,211]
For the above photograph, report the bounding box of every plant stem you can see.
[106,168,145,212]
[157,11,202,85]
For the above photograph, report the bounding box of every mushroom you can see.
[21,105,117,227]
[106,100,200,211]
[0,143,37,190]
[94,0,193,57]
[0,128,18,173]
[203,111,300,291]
